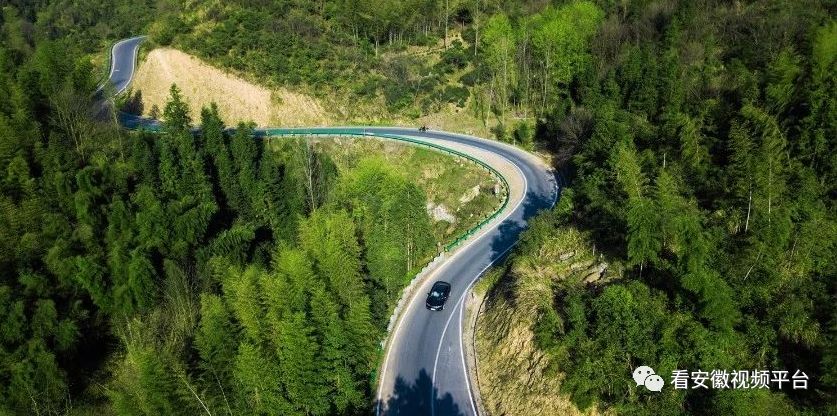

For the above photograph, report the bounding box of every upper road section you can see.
[97,36,145,96]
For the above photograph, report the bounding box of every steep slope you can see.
[475,224,617,416]
[131,48,331,126]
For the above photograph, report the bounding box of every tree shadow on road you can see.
[485,188,557,306]
[488,189,556,258]
[376,369,464,416]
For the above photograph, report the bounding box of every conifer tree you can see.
[223,265,265,343]
[308,286,363,412]
[195,293,238,384]
[233,341,289,414]
[201,103,242,213]
[298,209,364,309]
[276,312,329,415]
[613,141,660,268]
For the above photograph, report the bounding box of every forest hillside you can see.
[0,0,834,415]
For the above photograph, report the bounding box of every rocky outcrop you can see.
[459,185,481,203]
[426,202,456,223]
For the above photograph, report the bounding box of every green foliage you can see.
[481,13,517,119]
[528,1,603,112]
[811,20,837,80]
[2,1,834,415]
[487,2,836,414]
[512,120,534,148]
[333,159,435,319]
[156,0,483,117]
[233,341,288,414]
[195,293,237,377]
[0,23,432,411]
[441,84,470,107]
[276,312,329,415]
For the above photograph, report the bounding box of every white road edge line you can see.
[376,139,527,416]
[252,128,558,416]
[116,36,144,95]
[437,148,558,416]
[96,36,145,95]
[431,219,519,416]
[430,155,529,416]
[458,292,472,415]
[96,37,129,93]
[101,44,556,415]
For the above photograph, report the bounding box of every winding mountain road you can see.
[105,36,558,416]
[96,36,145,95]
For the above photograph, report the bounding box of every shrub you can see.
[440,85,470,107]
[491,123,508,142]
[512,120,534,148]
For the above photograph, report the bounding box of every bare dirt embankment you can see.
[130,46,509,138]
[131,48,331,126]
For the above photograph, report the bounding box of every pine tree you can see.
[309,286,363,413]
[612,141,646,202]
[298,209,364,309]
[626,198,661,269]
[126,249,155,314]
[742,104,789,230]
[676,113,709,177]
[230,123,259,214]
[109,341,193,416]
[613,141,659,268]
[201,104,243,213]
[268,247,315,317]
[255,145,297,238]
[727,121,755,234]
[233,341,289,414]
[342,294,377,380]
[223,265,265,343]
[162,85,191,135]
[195,294,238,389]
[276,312,329,415]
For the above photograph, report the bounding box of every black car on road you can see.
[425,281,451,311]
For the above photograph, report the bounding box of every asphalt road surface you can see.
[360,128,557,416]
[96,36,145,96]
[106,37,559,416]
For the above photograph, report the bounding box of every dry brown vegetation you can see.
[475,227,616,416]
[132,48,331,126]
[130,47,505,138]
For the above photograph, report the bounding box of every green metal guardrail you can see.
[257,128,511,392]
[126,122,513,390]
[127,124,512,253]
[260,128,511,253]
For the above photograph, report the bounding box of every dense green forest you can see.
[150,0,606,132]
[2,0,836,415]
[0,9,439,414]
[479,0,836,415]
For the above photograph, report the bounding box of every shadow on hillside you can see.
[376,369,464,416]
[118,111,162,130]
[121,89,144,115]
